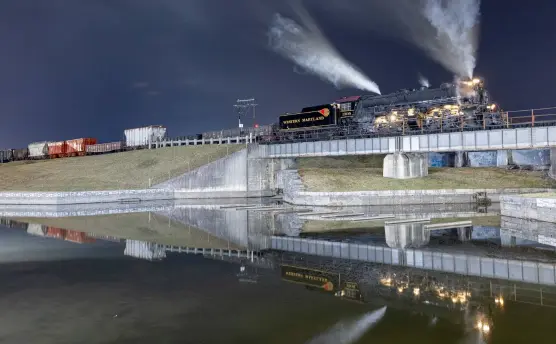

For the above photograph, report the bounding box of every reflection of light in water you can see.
[305,306,386,344]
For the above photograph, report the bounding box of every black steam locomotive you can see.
[269,77,504,142]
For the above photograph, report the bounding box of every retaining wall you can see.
[154,144,295,197]
[278,169,552,206]
[500,194,556,223]
[0,189,176,205]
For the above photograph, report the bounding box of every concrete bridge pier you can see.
[383,152,428,179]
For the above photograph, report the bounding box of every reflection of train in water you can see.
[277,253,502,335]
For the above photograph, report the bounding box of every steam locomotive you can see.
[269,77,504,141]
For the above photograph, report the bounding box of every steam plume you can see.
[305,306,387,344]
[418,73,430,87]
[422,0,481,78]
[267,13,381,94]
[315,0,481,79]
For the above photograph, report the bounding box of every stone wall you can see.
[500,194,556,223]
[279,169,552,206]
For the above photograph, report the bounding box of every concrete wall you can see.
[551,148,556,179]
[429,153,454,167]
[279,169,552,206]
[500,194,556,223]
[154,144,295,197]
[0,189,176,205]
[467,151,498,167]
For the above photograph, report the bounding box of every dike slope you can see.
[0,145,244,191]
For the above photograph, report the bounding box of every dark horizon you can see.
[1,0,555,148]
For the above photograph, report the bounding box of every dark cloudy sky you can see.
[0,0,555,147]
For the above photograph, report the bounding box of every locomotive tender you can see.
[272,77,504,141]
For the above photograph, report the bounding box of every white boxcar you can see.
[124,125,167,148]
[26,223,47,237]
[28,141,50,159]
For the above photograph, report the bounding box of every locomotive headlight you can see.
[487,104,496,110]
[472,78,481,84]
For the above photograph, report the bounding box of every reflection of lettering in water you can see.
[306,306,387,344]
[284,271,327,283]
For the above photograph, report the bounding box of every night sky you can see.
[0,0,555,148]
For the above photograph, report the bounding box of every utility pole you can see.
[233,98,258,129]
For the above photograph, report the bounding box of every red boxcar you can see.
[66,138,97,156]
[46,227,67,239]
[65,229,96,244]
[48,141,67,158]
[86,141,123,154]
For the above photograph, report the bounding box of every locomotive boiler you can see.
[276,77,504,140]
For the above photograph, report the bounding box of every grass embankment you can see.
[13,212,242,249]
[297,156,556,192]
[301,215,501,233]
[0,145,244,191]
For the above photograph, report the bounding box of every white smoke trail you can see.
[267,13,381,94]
[305,306,387,344]
[418,73,430,88]
[422,0,481,78]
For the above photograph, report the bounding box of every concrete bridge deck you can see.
[261,126,556,158]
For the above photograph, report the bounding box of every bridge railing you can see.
[260,107,556,145]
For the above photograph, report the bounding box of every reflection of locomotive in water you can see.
[272,77,504,141]
[278,260,495,335]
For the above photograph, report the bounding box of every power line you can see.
[233,98,258,128]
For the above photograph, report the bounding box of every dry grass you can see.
[13,212,241,249]
[297,155,385,169]
[300,167,556,192]
[0,145,244,191]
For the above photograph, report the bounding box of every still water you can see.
[1,199,556,343]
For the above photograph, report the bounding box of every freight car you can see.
[11,148,29,161]
[0,149,13,163]
[66,138,97,156]
[86,141,124,155]
[124,125,167,149]
[28,142,50,159]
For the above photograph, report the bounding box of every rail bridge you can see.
[259,125,556,179]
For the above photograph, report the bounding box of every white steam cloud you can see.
[267,13,381,94]
[306,306,387,344]
[315,0,481,79]
[422,0,481,78]
[418,73,430,87]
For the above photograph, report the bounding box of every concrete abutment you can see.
[153,144,295,198]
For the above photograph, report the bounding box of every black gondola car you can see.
[11,148,29,161]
